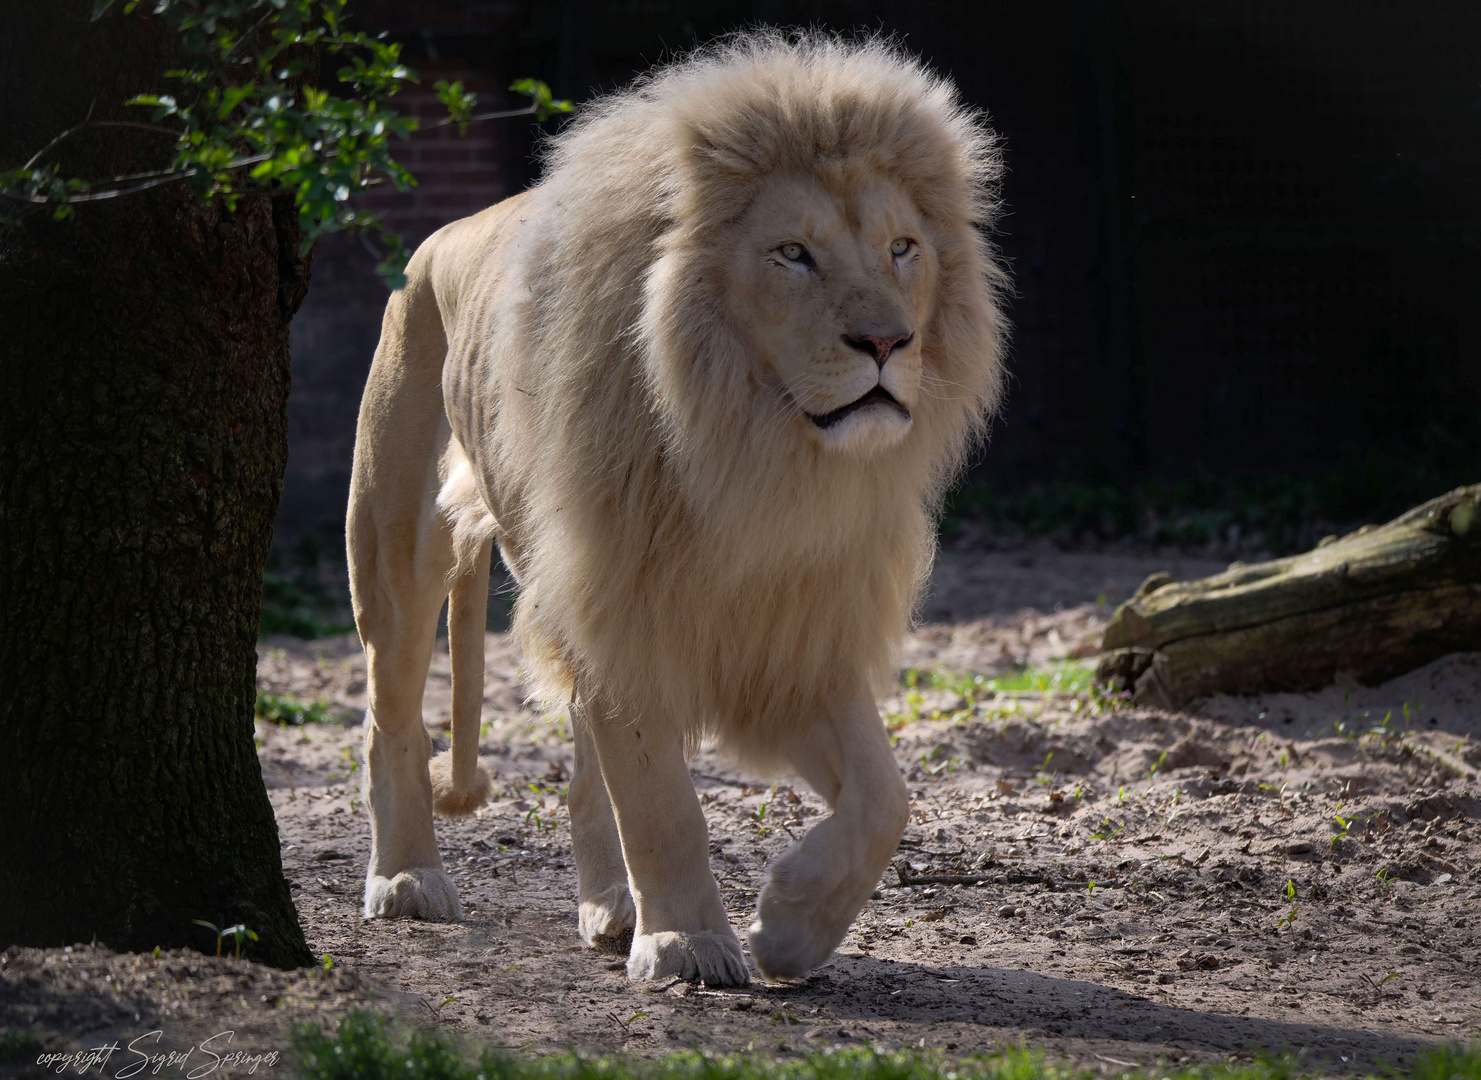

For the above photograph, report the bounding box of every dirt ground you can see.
[5,541,1478,1076]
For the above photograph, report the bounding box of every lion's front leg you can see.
[584,701,748,986]
[747,699,908,979]
[569,705,635,950]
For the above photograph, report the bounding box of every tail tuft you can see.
[430,749,492,817]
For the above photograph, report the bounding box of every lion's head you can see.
[726,170,936,458]
[594,32,1010,510]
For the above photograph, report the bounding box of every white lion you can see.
[346,31,1006,985]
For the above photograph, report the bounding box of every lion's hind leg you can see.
[570,704,636,950]
[349,273,466,922]
[353,503,463,921]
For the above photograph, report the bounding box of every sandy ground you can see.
[4,543,1478,1076]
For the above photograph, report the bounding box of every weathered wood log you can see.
[1096,484,1481,707]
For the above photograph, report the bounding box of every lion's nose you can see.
[842,330,914,368]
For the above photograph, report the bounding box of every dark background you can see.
[276,0,1481,554]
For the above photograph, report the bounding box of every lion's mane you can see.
[442,32,1006,763]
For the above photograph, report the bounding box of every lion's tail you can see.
[430,524,494,816]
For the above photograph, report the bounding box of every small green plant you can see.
[322,952,334,974]
[753,796,772,838]
[1331,806,1353,850]
[1359,970,1402,1004]
[1369,709,1398,738]
[919,747,962,777]
[1277,879,1299,929]
[192,919,258,959]
[1259,781,1291,816]
[605,1009,649,1037]
[255,691,333,726]
[0,1029,44,1064]
[1088,817,1124,842]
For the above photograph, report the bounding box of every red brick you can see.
[411,146,474,166]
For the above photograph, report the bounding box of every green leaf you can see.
[218,82,255,119]
[510,78,574,122]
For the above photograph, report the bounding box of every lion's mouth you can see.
[806,385,911,430]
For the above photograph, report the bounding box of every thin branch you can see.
[222,7,277,62]
[1,152,272,205]
[419,103,539,132]
[23,119,183,170]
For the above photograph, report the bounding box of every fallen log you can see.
[1096,484,1481,707]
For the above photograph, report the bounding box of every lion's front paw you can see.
[364,868,463,921]
[627,930,748,986]
[746,884,850,979]
[579,883,636,952]
[746,916,838,980]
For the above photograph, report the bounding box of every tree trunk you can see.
[1097,484,1481,709]
[0,4,312,967]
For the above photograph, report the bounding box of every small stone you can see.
[997,904,1016,917]
[1157,973,1175,984]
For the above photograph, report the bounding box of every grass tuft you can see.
[291,1014,1481,1080]
[901,661,1095,698]
[0,1029,43,1063]
[255,691,335,726]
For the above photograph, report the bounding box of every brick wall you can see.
[279,60,526,548]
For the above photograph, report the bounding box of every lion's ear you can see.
[669,107,771,228]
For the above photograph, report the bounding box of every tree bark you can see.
[0,4,312,967]
[1097,484,1481,708]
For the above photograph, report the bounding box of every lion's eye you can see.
[890,238,912,256]
[780,243,807,262]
